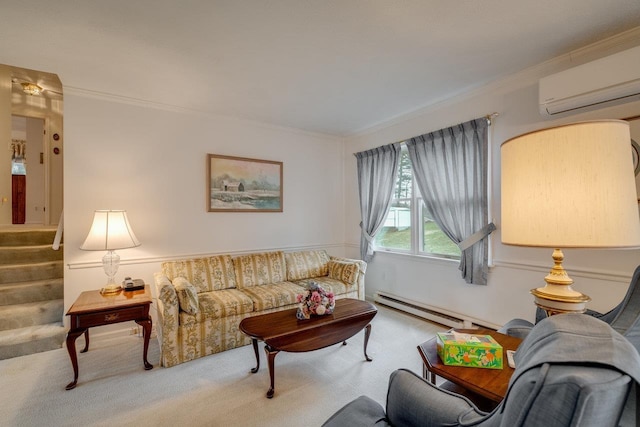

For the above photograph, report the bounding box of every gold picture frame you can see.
[207,154,283,212]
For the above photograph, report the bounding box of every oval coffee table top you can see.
[240,298,377,353]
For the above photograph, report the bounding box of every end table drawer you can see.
[75,306,148,328]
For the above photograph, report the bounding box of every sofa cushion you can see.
[179,289,255,326]
[294,277,352,297]
[285,250,330,281]
[162,255,237,292]
[173,277,199,315]
[207,255,238,290]
[233,251,287,288]
[240,282,306,311]
[328,260,359,287]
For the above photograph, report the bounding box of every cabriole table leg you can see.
[264,344,279,398]
[135,317,153,370]
[250,338,260,373]
[80,329,89,353]
[364,323,373,362]
[65,328,87,390]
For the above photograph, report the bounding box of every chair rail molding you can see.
[492,259,632,284]
[67,243,346,270]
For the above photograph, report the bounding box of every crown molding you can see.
[63,86,339,142]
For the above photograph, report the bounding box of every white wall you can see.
[0,65,12,224]
[62,92,345,317]
[344,35,640,326]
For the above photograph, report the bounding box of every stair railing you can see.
[53,210,63,250]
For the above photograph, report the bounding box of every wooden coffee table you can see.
[418,328,522,410]
[239,298,377,398]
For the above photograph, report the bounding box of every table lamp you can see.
[80,210,141,294]
[501,120,640,315]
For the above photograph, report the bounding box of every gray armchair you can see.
[323,314,640,427]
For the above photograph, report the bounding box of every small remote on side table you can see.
[507,350,516,368]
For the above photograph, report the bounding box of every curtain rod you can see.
[354,112,500,157]
[393,112,500,145]
[486,112,499,125]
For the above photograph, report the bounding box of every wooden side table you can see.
[65,285,153,390]
[417,328,522,411]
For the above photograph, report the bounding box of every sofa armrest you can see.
[153,272,181,367]
[385,369,487,427]
[330,256,367,300]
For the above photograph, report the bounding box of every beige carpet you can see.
[0,305,446,427]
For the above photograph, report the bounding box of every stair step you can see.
[0,229,59,247]
[0,323,66,360]
[0,228,66,360]
[0,261,63,284]
[0,299,64,332]
[0,244,63,265]
[0,279,64,306]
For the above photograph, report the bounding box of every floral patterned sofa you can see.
[153,249,366,367]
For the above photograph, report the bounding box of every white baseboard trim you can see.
[374,291,501,330]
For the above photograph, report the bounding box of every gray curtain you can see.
[406,118,493,285]
[355,143,401,262]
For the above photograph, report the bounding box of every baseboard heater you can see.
[374,291,499,330]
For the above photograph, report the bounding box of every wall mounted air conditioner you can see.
[539,45,640,116]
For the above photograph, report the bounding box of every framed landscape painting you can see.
[207,154,283,212]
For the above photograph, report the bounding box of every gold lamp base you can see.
[531,248,591,316]
[100,283,123,295]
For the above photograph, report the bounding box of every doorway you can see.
[11,116,46,225]
[1,64,63,228]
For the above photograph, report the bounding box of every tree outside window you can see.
[374,147,461,259]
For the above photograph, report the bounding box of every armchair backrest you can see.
[536,265,640,354]
[493,364,631,426]
[490,314,640,427]
[607,265,640,352]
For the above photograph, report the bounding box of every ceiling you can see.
[1,1,640,136]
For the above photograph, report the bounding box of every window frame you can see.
[373,144,461,260]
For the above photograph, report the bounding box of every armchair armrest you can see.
[497,318,534,340]
[322,396,390,427]
[386,369,487,427]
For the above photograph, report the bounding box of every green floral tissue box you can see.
[436,332,503,369]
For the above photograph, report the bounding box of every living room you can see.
[2,1,640,426]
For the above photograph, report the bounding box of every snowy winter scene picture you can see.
[207,154,283,212]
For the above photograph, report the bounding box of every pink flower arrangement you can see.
[296,282,335,320]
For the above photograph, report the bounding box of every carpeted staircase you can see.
[0,228,66,359]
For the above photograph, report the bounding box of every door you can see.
[11,174,25,224]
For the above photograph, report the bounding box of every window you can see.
[374,146,461,259]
